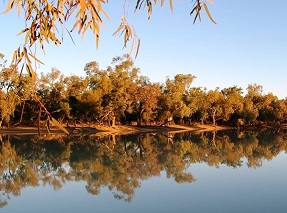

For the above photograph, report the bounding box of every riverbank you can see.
[0,123,233,136]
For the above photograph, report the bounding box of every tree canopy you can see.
[1,53,287,130]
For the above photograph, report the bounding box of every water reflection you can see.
[0,129,287,207]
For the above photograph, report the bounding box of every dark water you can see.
[1,130,287,213]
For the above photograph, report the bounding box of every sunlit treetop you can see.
[2,0,216,78]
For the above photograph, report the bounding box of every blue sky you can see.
[1,0,287,98]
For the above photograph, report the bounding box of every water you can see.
[1,130,287,213]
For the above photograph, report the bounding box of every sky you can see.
[1,0,287,98]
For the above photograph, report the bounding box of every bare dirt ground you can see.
[0,123,232,136]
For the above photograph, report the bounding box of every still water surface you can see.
[1,130,287,213]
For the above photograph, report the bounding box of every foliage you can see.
[2,0,216,76]
[1,0,217,131]
[1,53,287,128]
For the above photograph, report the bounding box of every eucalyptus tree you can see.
[62,74,89,124]
[63,75,89,98]
[160,74,196,124]
[97,55,141,126]
[0,55,21,127]
[221,86,244,125]
[239,98,259,126]
[281,99,287,123]
[206,88,225,125]
[75,61,113,123]
[131,78,162,126]
[244,83,264,125]
[246,83,264,100]
[185,87,208,125]
[37,68,69,123]
[257,93,285,124]
[13,73,36,125]
[0,55,36,126]
[0,91,20,127]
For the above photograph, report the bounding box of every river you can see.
[1,129,287,213]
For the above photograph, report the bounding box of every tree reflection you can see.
[0,129,287,206]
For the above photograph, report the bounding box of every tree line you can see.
[1,53,287,128]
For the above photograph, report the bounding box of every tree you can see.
[221,86,244,125]
[131,79,161,126]
[160,74,196,124]
[38,68,70,123]
[206,88,224,125]
[257,93,284,124]
[63,74,88,125]
[103,55,141,126]
[0,91,20,127]
[81,61,112,123]
[0,55,21,127]
[244,83,264,125]
[187,87,208,124]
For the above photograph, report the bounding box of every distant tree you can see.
[81,61,112,123]
[246,83,264,100]
[38,68,70,123]
[161,74,196,124]
[132,79,161,126]
[0,55,21,127]
[206,88,224,125]
[240,99,259,126]
[63,74,88,124]
[100,55,140,126]
[187,87,209,124]
[64,75,88,98]
[221,86,244,125]
[257,93,284,124]
[0,91,20,127]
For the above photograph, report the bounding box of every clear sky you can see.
[1,0,287,98]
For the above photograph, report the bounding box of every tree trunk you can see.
[111,115,116,127]
[212,109,217,126]
[138,102,143,126]
[201,119,204,125]
[19,101,25,124]
[38,105,42,135]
